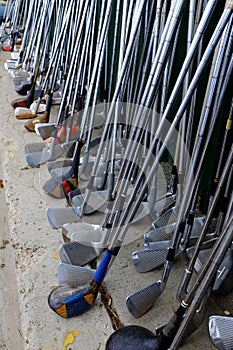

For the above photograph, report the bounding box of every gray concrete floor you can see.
[0,49,232,350]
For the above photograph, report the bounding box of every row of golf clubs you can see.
[3,0,233,348]
[0,0,33,50]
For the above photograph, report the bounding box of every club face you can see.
[26,150,51,167]
[24,142,48,154]
[132,248,168,272]
[126,282,162,318]
[144,223,176,243]
[35,123,56,138]
[209,316,233,350]
[47,159,73,172]
[71,229,103,243]
[43,177,65,199]
[152,207,178,229]
[58,263,94,287]
[59,241,99,266]
[46,207,79,229]
[71,191,106,214]
[106,325,160,350]
[26,144,65,166]
[49,166,72,180]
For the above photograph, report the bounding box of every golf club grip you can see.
[93,250,112,283]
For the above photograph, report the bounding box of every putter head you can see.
[209,315,233,350]
[126,281,162,318]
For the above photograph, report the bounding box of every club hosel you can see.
[187,210,195,226]
[176,267,192,302]
[45,90,53,113]
[157,304,187,348]
[86,173,97,192]
[167,164,178,195]
[79,151,89,175]
[96,168,108,191]
[107,171,115,199]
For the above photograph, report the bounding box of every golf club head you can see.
[24,142,49,154]
[152,207,179,229]
[130,202,152,223]
[59,241,100,266]
[106,325,160,350]
[145,216,205,243]
[132,244,183,273]
[212,248,233,293]
[15,81,33,95]
[48,283,94,318]
[46,207,80,229]
[11,96,31,109]
[68,222,105,243]
[35,123,57,138]
[49,165,73,180]
[15,107,35,119]
[72,190,108,214]
[10,70,30,79]
[62,222,101,242]
[13,77,30,88]
[43,177,66,199]
[47,159,73,172]
[25,149,53,167]
[132,248,168,272]
[209,315,233,350]
[58,263,95,287]
[144,223,176,243]
[26,143,65,166]
[126,281,163,318]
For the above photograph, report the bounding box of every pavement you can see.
[0,48,232,350]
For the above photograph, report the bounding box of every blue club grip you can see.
[93,250,112,283]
